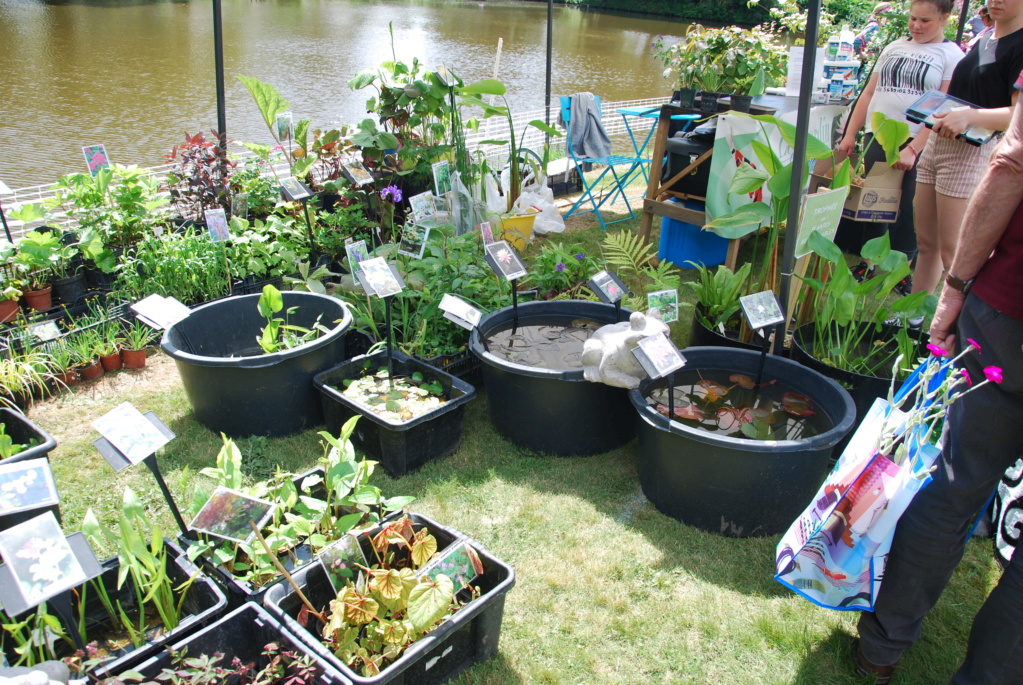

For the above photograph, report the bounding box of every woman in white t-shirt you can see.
[838,0,963,293]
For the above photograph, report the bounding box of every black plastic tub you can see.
[160,292,352,437]
[0,408,58,465]
[124,603,348,685]
[314,350,476,477]
[264,513,515,685]
[468,300,636,456]
[628,347,856,537]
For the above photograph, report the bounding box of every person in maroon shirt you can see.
[854,69,1023,684]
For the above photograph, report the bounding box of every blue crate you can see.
[658,199,728,268]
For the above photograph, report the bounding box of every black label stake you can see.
[754,333,771,401]
[667,371,675,420]
[384,295,395,385]
[144,454,194,541]
[511,279,519,331]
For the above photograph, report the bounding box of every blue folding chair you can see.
[560,95,645,231]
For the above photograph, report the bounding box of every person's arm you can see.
[838,73,878,156]
[894,79,953,169]
[932,89,1019,137]
[929,95,1023,350]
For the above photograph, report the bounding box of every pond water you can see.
[0,0,690,188]
[644,369,835,441]
[486,316,603,369]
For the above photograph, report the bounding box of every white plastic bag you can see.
[533,204,565,234]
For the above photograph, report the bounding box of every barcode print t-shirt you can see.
[867,37,964,135]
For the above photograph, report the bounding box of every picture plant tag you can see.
[417,541,485,590]
[275,111,293,142]
[231,192,249,220]
[432,159,452,197]
[633,333,687,379]
[0,511,87,608]
[341,159,374,187]
[92,402,171,465]
[647,289,679,323]
[188,485,276,544]
[739,291,785,330]
[204,208,230,243]
[131,294,191,330]
[28,321,60,342]
[279,177,313,203]
[397,224,431,259]
[408,191,437,224]
[344,239,370,270]
[0,458,59,516]
[356,257,404,298]
[484,240,527,281]
[318,535,368,593]
[440,294,482,331]
[477,221,494,245]
[587,270,627,304]
[82,145,110,177]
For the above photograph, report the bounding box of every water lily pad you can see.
[781,392,816,417]
[730,374,756,389]
[696,379,730,402]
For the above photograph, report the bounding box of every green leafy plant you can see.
[524,242,603,300]
[0,603,68,666]
[0,421,32,459]
[256,285,326,354]
[225,215,306,282]
[600,231,683,313]
[113,229,232,306]
[0,349,57,409]
[123,320,157,351]
[94,319,124,357]
[687,261,754,331]
[284,260,337,295]
[13,229,79,289]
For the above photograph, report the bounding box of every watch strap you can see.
[946,273,974,295]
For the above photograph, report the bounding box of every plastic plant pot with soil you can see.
[314,350,476,478]
[125,602,348,685]
[263,512,515,685]
[629,346,856,537]
[468,299,636,456]
[160,291,353,437]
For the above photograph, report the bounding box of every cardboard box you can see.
[810,152,904,223]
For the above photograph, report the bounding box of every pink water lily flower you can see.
[984,366,1004,384]
[967,338,982,352]
[926,343,950,357]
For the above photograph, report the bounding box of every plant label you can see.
[477,221,494,245]
[795,186,848,259]
[0,458,59,516]
[231,192,249,220]
[417,541,484,590]
[485,240,527,282]
[440,294,482,331]
[341,159,374,187]
[588,270,627,304]
[318,535,368,593]
[0,512,87,609]
[92,402,172,465]
[356,257,404,298]
[345,239,370,272]
[131,294,191,330]
[280,177,313,203]
[82,145,110,177]
[398,223,431,260]
[188,485,276,544]
[633,333,686,379]
[275,111,293,142]
[205,208,230,243]
[432,160,452,197]
[739,291,784,330]
[29,321,61,342]
[647,289,679,323]
[408,191,437,224]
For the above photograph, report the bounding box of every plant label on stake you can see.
[275,111,293,142]
[484,240,527,281]
[28,321,61,342]
[398,223,431,259]
[632,333,687,379]
[0,458,59,517]
[408,191,437,224]
[795,186,848,259]
[356,257,404,298]
[279,177,314,203]
[131,294,191,330]
[340,158,374,187]
[93,403,172,466]
[477,221,494,245]
[345,239,370,270]
[0,512,91,611]
[231,192,249,220]
[204,208,230,243]
[440,294,482,331]
[318,535,368,593]
[432,160,452,197]
[417,541,485,591]
[587,270,628,304]
[82,144,110,177]
[739,291,785,331]
[647,289,680,323]
[188,486,276,545]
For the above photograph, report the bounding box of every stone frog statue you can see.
[581,309,670,389]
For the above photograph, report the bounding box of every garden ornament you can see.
[582,310,669,389]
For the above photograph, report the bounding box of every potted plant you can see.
[651,25,711,108]
[11,226,62,312]
[0,239,21,324]
[164,132,234,224]
[263,512,515,684]
[95,319,124,372]
[686,261,759,350]
[48,339,80,389]
[68,329,105,382]
[717,26,788,112]
[0,283,23,324]
[121,320,155,369]
[0,349,58,410]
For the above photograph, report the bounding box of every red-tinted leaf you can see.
[730,374,756,389]
[781,392,816,417]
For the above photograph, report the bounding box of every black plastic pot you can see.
[84,263,116,292]
[264,513,515,685]
[790,322,922,459]
[469,300,636,456]
[728,93,754,113]
[629,346,855,537]
[126,603,343,684]
[315,350,475,477]
[52,272,87,306]
[687,306,762,352]
[0,408,57,465]
[420,346,484,389]
[160,292,352,437]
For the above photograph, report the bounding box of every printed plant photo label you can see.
[357,257,404,298]
[739,290,785,330]
[275,111,293,142]
[485,240,527,281]
[439,293,482,330]
[588,270,627,304]
[417,541,484,590]
[634,332,687,379]
[647,289,679,323]
[398,223,431,260]
[188,485,276,544]
[279,177,313,202]
[478,221,494,245]
[204,208,230,243]
[0,511,87,608]
[318,535,368,593]
[432,160,452,197]
[82,144,110,177]
[344,239,370,270]
[0,458,59,516]
[92,403,171,465]
[341,158,375,187]
[408,191,437,224]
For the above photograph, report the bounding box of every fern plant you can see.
[601,232,682,312]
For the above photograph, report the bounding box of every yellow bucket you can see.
[499,213,537,252]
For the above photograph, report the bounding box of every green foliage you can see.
[256,284,326,354]
[601,231,682,312]
[112,229,231,306]
[229,157,282,218]
[315,203,376,260]
[523,242,603,299]
[225,214,307,281]
[687,261,753,330]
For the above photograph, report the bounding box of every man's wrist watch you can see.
[946,273,975,295]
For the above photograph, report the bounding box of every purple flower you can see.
[381,185,402,203]
[984,366,1004,384]
[575,253,585,260]
[555,263,566,272]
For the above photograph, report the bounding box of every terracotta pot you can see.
[78,358,105,381]
[100,352,123,372]
[56,370,79,388]
[0,299,20,324]
[121,348,146,369]
[23,285,52,312]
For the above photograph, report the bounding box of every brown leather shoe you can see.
[854,641,898,684]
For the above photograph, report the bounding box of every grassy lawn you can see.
[24,198,1000,684]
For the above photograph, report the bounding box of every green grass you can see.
[25,208,999,685]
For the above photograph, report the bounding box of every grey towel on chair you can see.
[564,92,611,160]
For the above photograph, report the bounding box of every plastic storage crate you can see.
[658,199,728,268]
